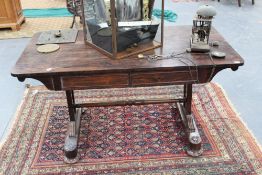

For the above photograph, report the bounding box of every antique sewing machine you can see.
[82,0,164,59]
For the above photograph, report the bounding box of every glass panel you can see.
[116,0,142,21]
[82,0,161,55]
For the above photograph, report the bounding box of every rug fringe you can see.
[0,86,31,150]
[213,83,262,151]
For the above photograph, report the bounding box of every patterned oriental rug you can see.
[0,83,261,174]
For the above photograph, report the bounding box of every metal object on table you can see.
[137,54,144,59]
[37,29,78,45]
[82,0,165,59]
[145,52,188,62]
[211,51,226,58]
[37,44,60,53]
[190,5,217,53]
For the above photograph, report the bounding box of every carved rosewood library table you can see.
[11,26,244,163]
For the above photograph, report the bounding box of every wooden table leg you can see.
[64,90,82,164]
[177,84,203,157]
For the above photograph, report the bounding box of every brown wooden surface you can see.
[12,26,243,76]
[11,26,244,91]
[0,0,25,30]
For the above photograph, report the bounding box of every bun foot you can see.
[64,153,80,164]
[187,133,203,157]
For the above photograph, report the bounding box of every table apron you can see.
[60,70,197,90]
[28,67,227,91]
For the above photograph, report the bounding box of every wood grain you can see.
[11,26,244,91]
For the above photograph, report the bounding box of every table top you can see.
[11,26,244,78]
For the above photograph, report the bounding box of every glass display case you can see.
[82,0,164,59]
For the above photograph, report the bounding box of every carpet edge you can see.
[212,82,262,152]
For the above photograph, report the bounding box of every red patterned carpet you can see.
[0,83,261,174]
